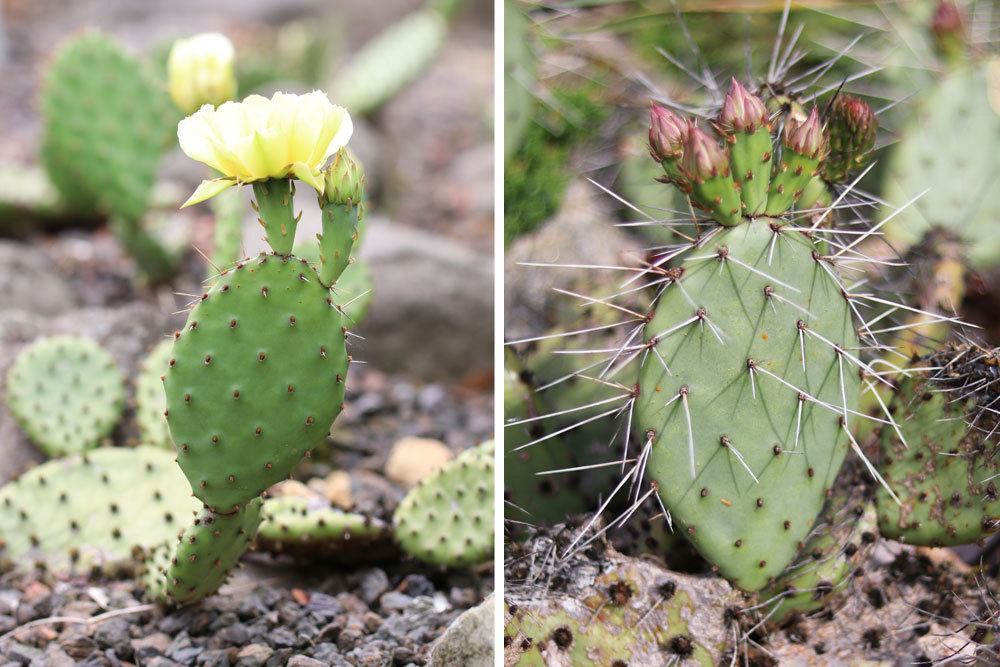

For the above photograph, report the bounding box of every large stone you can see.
[355,219,492,382]
[0,241,76,316]
[430,596,494,667]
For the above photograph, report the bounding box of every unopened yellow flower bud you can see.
[168,33,237,114]
[178,90,353,207]
[322,149,366,208]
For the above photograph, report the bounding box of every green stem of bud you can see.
[317,202,360,288]
[252,179,298,256]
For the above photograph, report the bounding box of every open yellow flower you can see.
[178,91,353,207]
[168,32,237,114]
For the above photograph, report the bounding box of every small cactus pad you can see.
[876,350,1000,546]
[5,336,125,456]
[881,65,1000,268]
[329,8,447,116]
[0,446,198,573]
[760,466,877,625]
[255,495,394,563]
[164,253,349,512]
[145,499,262,606]
[637,220,859,591]
[394,440,494,567]
[135,339,174,450]
[40,32,176,221]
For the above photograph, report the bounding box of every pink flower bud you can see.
[681,122,730,180]
[648,103,688,162]
[783,107,825,159]
[718,78,768,133]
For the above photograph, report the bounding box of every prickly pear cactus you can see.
[881,63,1000,268]
[330,6,448,116]
[164,254,349,513]
[41,32,176,222]
[5,336,125,456]
[394,440,493,567]
[135,340,173,450]
[255,495,393,563]
[40,32,179,282]
[144,499,262,606]
[876,344,1000,546]
[0,446,199,574]
[759,465,877,625]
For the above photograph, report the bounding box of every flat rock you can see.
[0,240,76,316]
[430,595,493,667]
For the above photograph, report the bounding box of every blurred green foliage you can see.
[504,84,609,245]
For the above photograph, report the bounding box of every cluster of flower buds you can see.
[718,78,769,134]
[822,94,877,183]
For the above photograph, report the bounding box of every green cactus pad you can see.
[637,220,859,591]
[394,440,494,567]
[164,253,349,512]
[145,499,262,606]
[881,64,1000,268]
[255,495,393,563]
[136,339,174,450]
[330,8,447,116]
[730,127,772,217]
[40,32,176,222]
[876,370,1000,546]
[691,172,742,227]
[760,466,877,625]
[0,446,199,574]
[5,336,125,456]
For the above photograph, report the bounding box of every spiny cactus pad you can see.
[876,364,1000,546]
[145,499,262,606]
[637,221,859,591]
[5,336,125,456]
[136,339,173,450]
[329,8,447,116]
[0,446,198,573]
[760,467,877,625]
[41,32,176,221]
[255,495,393,563]
[164,253,349,512]
[394,440,493,567]
[881,64,1000,268]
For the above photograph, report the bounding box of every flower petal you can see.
[291,163,324,195]
[182,178,237,207]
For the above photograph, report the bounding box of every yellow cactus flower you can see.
[177,91,353,207]
[168,33,237,114]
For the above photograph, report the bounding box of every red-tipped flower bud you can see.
[681,122,730,181]
[822,94,877,182]
[649,103,688,163]
[932,1,966,60]
[783,107,825,159]
[719,78,768,133]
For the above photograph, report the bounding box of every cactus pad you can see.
[637,220,859,591]
[876,354,1000,546]
[135,339,173,450]
[0,446,199,574]
[145,499,262,606]
[40,32,176,221]
[760,465,877,625]
[394,440,493,567]
[881,64,1000,268]
[5,336,125,456]
[164,253,349,512]
[255,495,393,563]
[330,8,447,116]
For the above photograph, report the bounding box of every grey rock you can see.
[355,219,492,381]
[4,643,41,665]
[378,592,412,614]
[429,596,493,667]
[358,569,390,605]
[0,241,76,316]
[30,647,74,667]
[504,179,643,341]
[196,649,231,667]
[285,657,325,667]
